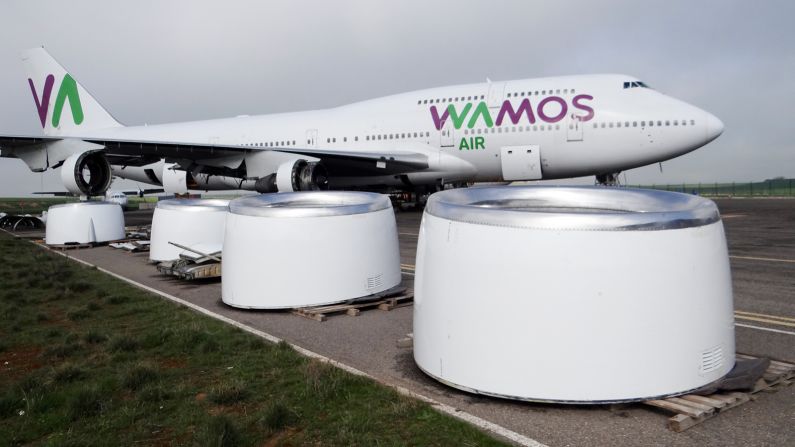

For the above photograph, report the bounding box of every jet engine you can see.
[254,159,329,193]
[60,150,112,196]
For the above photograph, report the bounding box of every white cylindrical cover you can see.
[222,192,401,309]
[149,199,229,262]
[45,201,125,245]
[414,186,735,403]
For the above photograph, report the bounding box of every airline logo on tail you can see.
[28,74,84,128]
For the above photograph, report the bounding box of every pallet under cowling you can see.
[293,291,413,322]
[644,355,793,432]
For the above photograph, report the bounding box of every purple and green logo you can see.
[430,94,595,131]
[28,73,84,128]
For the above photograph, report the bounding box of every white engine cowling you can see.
[162,163,188,195]
[255,159,328,193]
[60,150,112,196]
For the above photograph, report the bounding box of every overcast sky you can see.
[0,0,793,196]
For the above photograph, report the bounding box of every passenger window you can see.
[641,121,645,127]
[555,124,560,130]
[623,82,630,89]
[571,89,575,94]
[555,89,560,94]
[665,121,670,126]
[657,121,662,126]
[624,122,629,127]
[674,120,678,126]
[691,120,695,125]
[609,123,614,128]
[593,123,598,129]
[617,122,622,128]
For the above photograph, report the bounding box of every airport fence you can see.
[627,179,795,197]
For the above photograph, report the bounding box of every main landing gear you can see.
[595,172,622,186]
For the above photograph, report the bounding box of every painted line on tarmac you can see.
[720,214,747,219]
[24,238,544,447]
[729,255,795,264]
[399,232,420,237]
[736,310,795,323]
[734,315,795,328]
[736,323,795,336]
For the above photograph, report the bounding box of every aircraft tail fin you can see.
[21,47,123,136]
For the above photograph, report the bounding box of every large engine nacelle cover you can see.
[162,163,188,195]
[60,150,112,196]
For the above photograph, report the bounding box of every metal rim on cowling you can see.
[425,186,720,231]
[229,192,391,218]
[155,199,230,212]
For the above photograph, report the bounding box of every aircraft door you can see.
[567,113,584,142]
[487,82,506,108]
[439,117,455,148]
[306,129,318,148]
[500,145,542,181]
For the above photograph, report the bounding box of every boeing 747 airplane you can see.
[0,47,723,197]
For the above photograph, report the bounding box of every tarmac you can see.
[49,198,795,446]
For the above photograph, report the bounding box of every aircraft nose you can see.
[704,112,724,143]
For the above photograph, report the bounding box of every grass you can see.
[0,197,76,215]
[628,178,795,197]
[0,231,506,446]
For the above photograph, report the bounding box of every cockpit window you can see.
[623,81,650,89]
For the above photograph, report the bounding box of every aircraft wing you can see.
[1,134,431,176]
[32,188,164,196]
[0,134,58,146]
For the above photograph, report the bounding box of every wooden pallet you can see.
[644,355,794,432]
[293,292,413,322]
[47,242,94,250]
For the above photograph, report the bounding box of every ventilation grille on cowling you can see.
[700,346,724,374]
[366,273,383,290]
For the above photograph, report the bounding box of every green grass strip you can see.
[0,232,506,446]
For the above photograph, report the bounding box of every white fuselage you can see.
[104,74,723,191]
